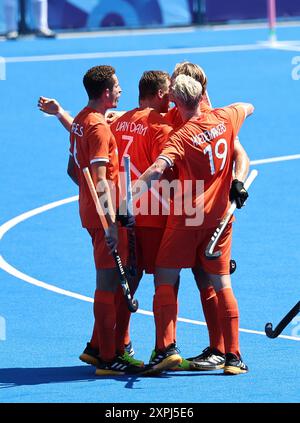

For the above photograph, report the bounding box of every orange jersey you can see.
[69,107,119,228]
[111,107,173,227]
[165,101,212,131]
[159,105,246,229]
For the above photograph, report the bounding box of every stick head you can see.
[230,259,237,274]
[205,247,222,260]
[128,299,139,313]
[265,322,276,338]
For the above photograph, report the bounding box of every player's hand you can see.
[38,96,61,115]
[105,111,118,124]
[116,208,135,227]
[124,215,135,228]
[229,179,248,209]
[105,223,118,253]
[105,110,125,124]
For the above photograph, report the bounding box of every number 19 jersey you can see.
[159,105,246,229]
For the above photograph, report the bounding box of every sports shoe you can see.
[170,345,192,371]
[171,357,192,371]
[79,342,99,366]
[187,347,225,370]
[125,341,134,357]
[35,28,56,38]
[121,351,144,367]
[144,344,182,374]
[6,31,19,40]
[95,353,145,376]
[79,341,135,366]
[223,353,248,375]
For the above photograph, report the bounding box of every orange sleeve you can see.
[88,123,111,165]
[221,105,246,138]
[158,131,184,166]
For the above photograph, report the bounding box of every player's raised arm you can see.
[38,96,74,131]
[229,102,254,118]
[221,102,254,209]
[131,157,169,202]
[230,138,250,209]
[233,138,250,181]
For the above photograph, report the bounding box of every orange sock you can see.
[115,285,131,354]
[94,290,116,362]
[90,286,132,352]
[200,286,225,353]
[90,290,99,350]
[216,287,240,356]
[153,284,177,351]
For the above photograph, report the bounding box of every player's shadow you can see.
[0,367,225,390]
[0,366,146,389]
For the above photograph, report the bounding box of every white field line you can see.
[0,256,93,303]
[0,195,79,240]
[56,27,196,39]
[5,37,300,64]
[259,40,300,51]
[250,153,300,165]
[4,43,268,63]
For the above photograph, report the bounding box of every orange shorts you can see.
[135,226,165,274]
[156,224,232,275]
[87,226,128,270]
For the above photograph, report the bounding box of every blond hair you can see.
[171,74,203,110]
[172,62,207,95]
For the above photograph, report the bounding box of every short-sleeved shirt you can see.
[69,107,119,228]
[111,107,173,227]
[159,105,246,229]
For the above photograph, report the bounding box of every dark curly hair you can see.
[83,65,116,100]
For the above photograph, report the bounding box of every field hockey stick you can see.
[205,169,258,259]
[265,301,300,338]
[123,154,137,277]
[83,167,138,312]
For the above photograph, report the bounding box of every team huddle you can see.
[38,61,254,376]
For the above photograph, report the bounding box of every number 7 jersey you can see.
[110,107,173,228]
